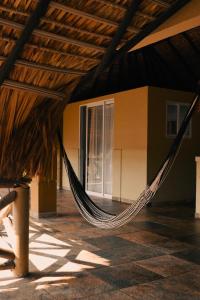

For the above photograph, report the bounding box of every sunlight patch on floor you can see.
[36,234,71,247]
[29,254,57,271]
[56,261,94,272]
[31,248,71,257]
[75,250,110,266]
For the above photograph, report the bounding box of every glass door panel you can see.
[86,105,103,194]
[85,101,113,197]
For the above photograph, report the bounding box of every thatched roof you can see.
[0,0,191,181]
[72,25,200,101]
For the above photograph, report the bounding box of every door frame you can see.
[79,99,114,198]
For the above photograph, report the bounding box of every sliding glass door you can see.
[84,101,114,198]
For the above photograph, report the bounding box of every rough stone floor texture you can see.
[0,190,200,299]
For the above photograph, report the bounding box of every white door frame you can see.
[80,99,114,199]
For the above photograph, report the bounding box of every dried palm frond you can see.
[0,87,68,180]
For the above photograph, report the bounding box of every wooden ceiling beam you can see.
[0,0,51,87]
[92,0,140,82]
[151,0,170,8]
[70,0,190,102]
[2,80,65,100]
[71,0,140,100]
[94,0,155,20]
[50,1,139,34]
[0,17,106,52]
[167,39,198,81]
[0,56,86,76]
[0,4,119,42]
[0,36,100,63]
[182,32,200,55]
[118,0,190,54]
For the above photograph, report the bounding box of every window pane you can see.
[87,105,103,193]
[179,104,190,136]
[167,104,177,136]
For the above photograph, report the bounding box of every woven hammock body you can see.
[59,93,200,229]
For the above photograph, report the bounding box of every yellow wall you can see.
[63,87,148,202]
[63,86,200,205]
[113,87,148,202]
[148,87,200,204]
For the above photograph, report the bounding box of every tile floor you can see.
[0,190,200,299]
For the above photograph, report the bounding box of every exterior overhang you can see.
[131,0,200,51]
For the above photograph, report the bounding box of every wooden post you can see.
[12,185,29,277]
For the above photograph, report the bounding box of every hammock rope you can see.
[59,93,200,229]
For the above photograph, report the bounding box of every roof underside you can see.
[0,0,190,101]
[0,0,196,181]
[72,25,200,101]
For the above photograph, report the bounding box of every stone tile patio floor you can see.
[0,190,200,299]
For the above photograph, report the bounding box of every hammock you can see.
[58,93,200,229]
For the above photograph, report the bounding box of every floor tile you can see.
[76,290,132,300]
[135,254,199,277]
[88,242,164,267]
[41,273,113,300]
[90,261,163,288]
[1,190,200,300]
[84,235,140,250]
[177,234,200,247]
[173,248,200,264]
[122,275,200,300]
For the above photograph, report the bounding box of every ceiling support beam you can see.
[71,0,140,99]
[0,0,51,87]
[0,36,100,64]
[50,1,139,34]
[94,0,154,20]
[182,32,200,55]
[0,56,86,76]
[0,18,106,53]
[151,0,170,8]
[92,0,140,84]
[71,0,190,101]
[117,0,190,54]
[151,46,188,86]
[2,80,65,100]
[167,39,198,82]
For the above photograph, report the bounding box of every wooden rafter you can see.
[0,36,100,63]
[50,1,139,34]
[71,0,141,99]
[0,4,122,43]
[3,80,65,100]
[182,32,200,55]
[94,0,155,20]
[71,0,191,101]
[118,0,190,54]
[151,45,184,85]
[167,39,198,81]
[0,56,86,76]
[0,17,106,53]
[151,0,170,8]
[0,0,51,87]
[92,0,140,83]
